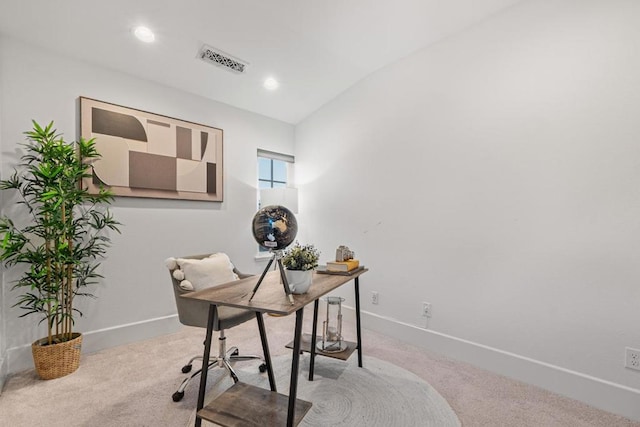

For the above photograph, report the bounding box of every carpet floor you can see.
[1,305,638,426]
[188,354,460,426]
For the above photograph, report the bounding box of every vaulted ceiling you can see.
[0,0,522,124]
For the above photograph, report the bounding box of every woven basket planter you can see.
[31,333,82,380]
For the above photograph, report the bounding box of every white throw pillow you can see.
[172,269,185,281]
[175,253,239,291]
[164,257,178,270]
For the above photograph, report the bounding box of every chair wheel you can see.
[172,391,184,402]
[259,363,267,373]
[181,364,192,373]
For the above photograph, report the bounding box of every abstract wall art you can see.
[80,97,224,201]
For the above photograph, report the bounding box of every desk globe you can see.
[252,205,298,250]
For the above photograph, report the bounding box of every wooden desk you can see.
[183,268,367,427]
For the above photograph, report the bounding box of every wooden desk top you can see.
[182,268,368,316]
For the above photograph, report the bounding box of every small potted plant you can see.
[0,121,120,379]
[281,242,320,294]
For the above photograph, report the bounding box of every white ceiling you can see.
[0,0,522,124]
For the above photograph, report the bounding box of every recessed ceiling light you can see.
[133,26,155,43]
[264,77,279,91]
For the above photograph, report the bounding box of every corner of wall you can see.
[0,269,6,394]
[0,37,6,392]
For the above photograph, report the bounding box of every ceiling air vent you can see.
[198,45,248,74]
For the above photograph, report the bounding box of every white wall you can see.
[2,1,639,420]
[0,36,294,377]
[295,0,640,420]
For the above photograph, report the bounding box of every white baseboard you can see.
[5,314,181,375]
[0,354,7,394]
[350,307,640,423]
[82,314,181,354]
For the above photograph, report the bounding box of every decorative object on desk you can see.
[326,259,360,272]
[282,242,320,271]
[335,245,355,262]
[327,244,359,272]
[0,121,121,379]
[283,269,312,294]
[249,205,299,303]
[317,296,348,353]
[252,204,298,250]
[281,242,320,294]
[316,265,366,276]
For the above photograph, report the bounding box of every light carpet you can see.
[2,312,639,426]
[188,354,460,427]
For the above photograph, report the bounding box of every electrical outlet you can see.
[371,291,379,305]
[626,347,640,371]
[422,302,432,318]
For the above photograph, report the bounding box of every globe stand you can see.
[248,250,295,305]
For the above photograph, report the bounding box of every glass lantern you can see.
[316,296,347,353]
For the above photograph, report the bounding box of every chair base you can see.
[172,333,266,402]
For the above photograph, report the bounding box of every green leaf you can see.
[0,120,121,335]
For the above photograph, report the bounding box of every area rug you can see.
[187,354,460,427]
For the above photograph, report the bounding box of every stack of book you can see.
[326,259,360,272]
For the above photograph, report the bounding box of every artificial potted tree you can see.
[281,242,320,294]
[0,121,120,379]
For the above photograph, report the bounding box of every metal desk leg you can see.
[256,312,277,391]
[309,299,319,381]
[195,305,216,427]
[287,308,304,427]
[354,277,363,368]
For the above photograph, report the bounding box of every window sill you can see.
[254,253,272,262]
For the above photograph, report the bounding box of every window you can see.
[258,157,288,189]
[257,149,295,255]
[257,149,294,190]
